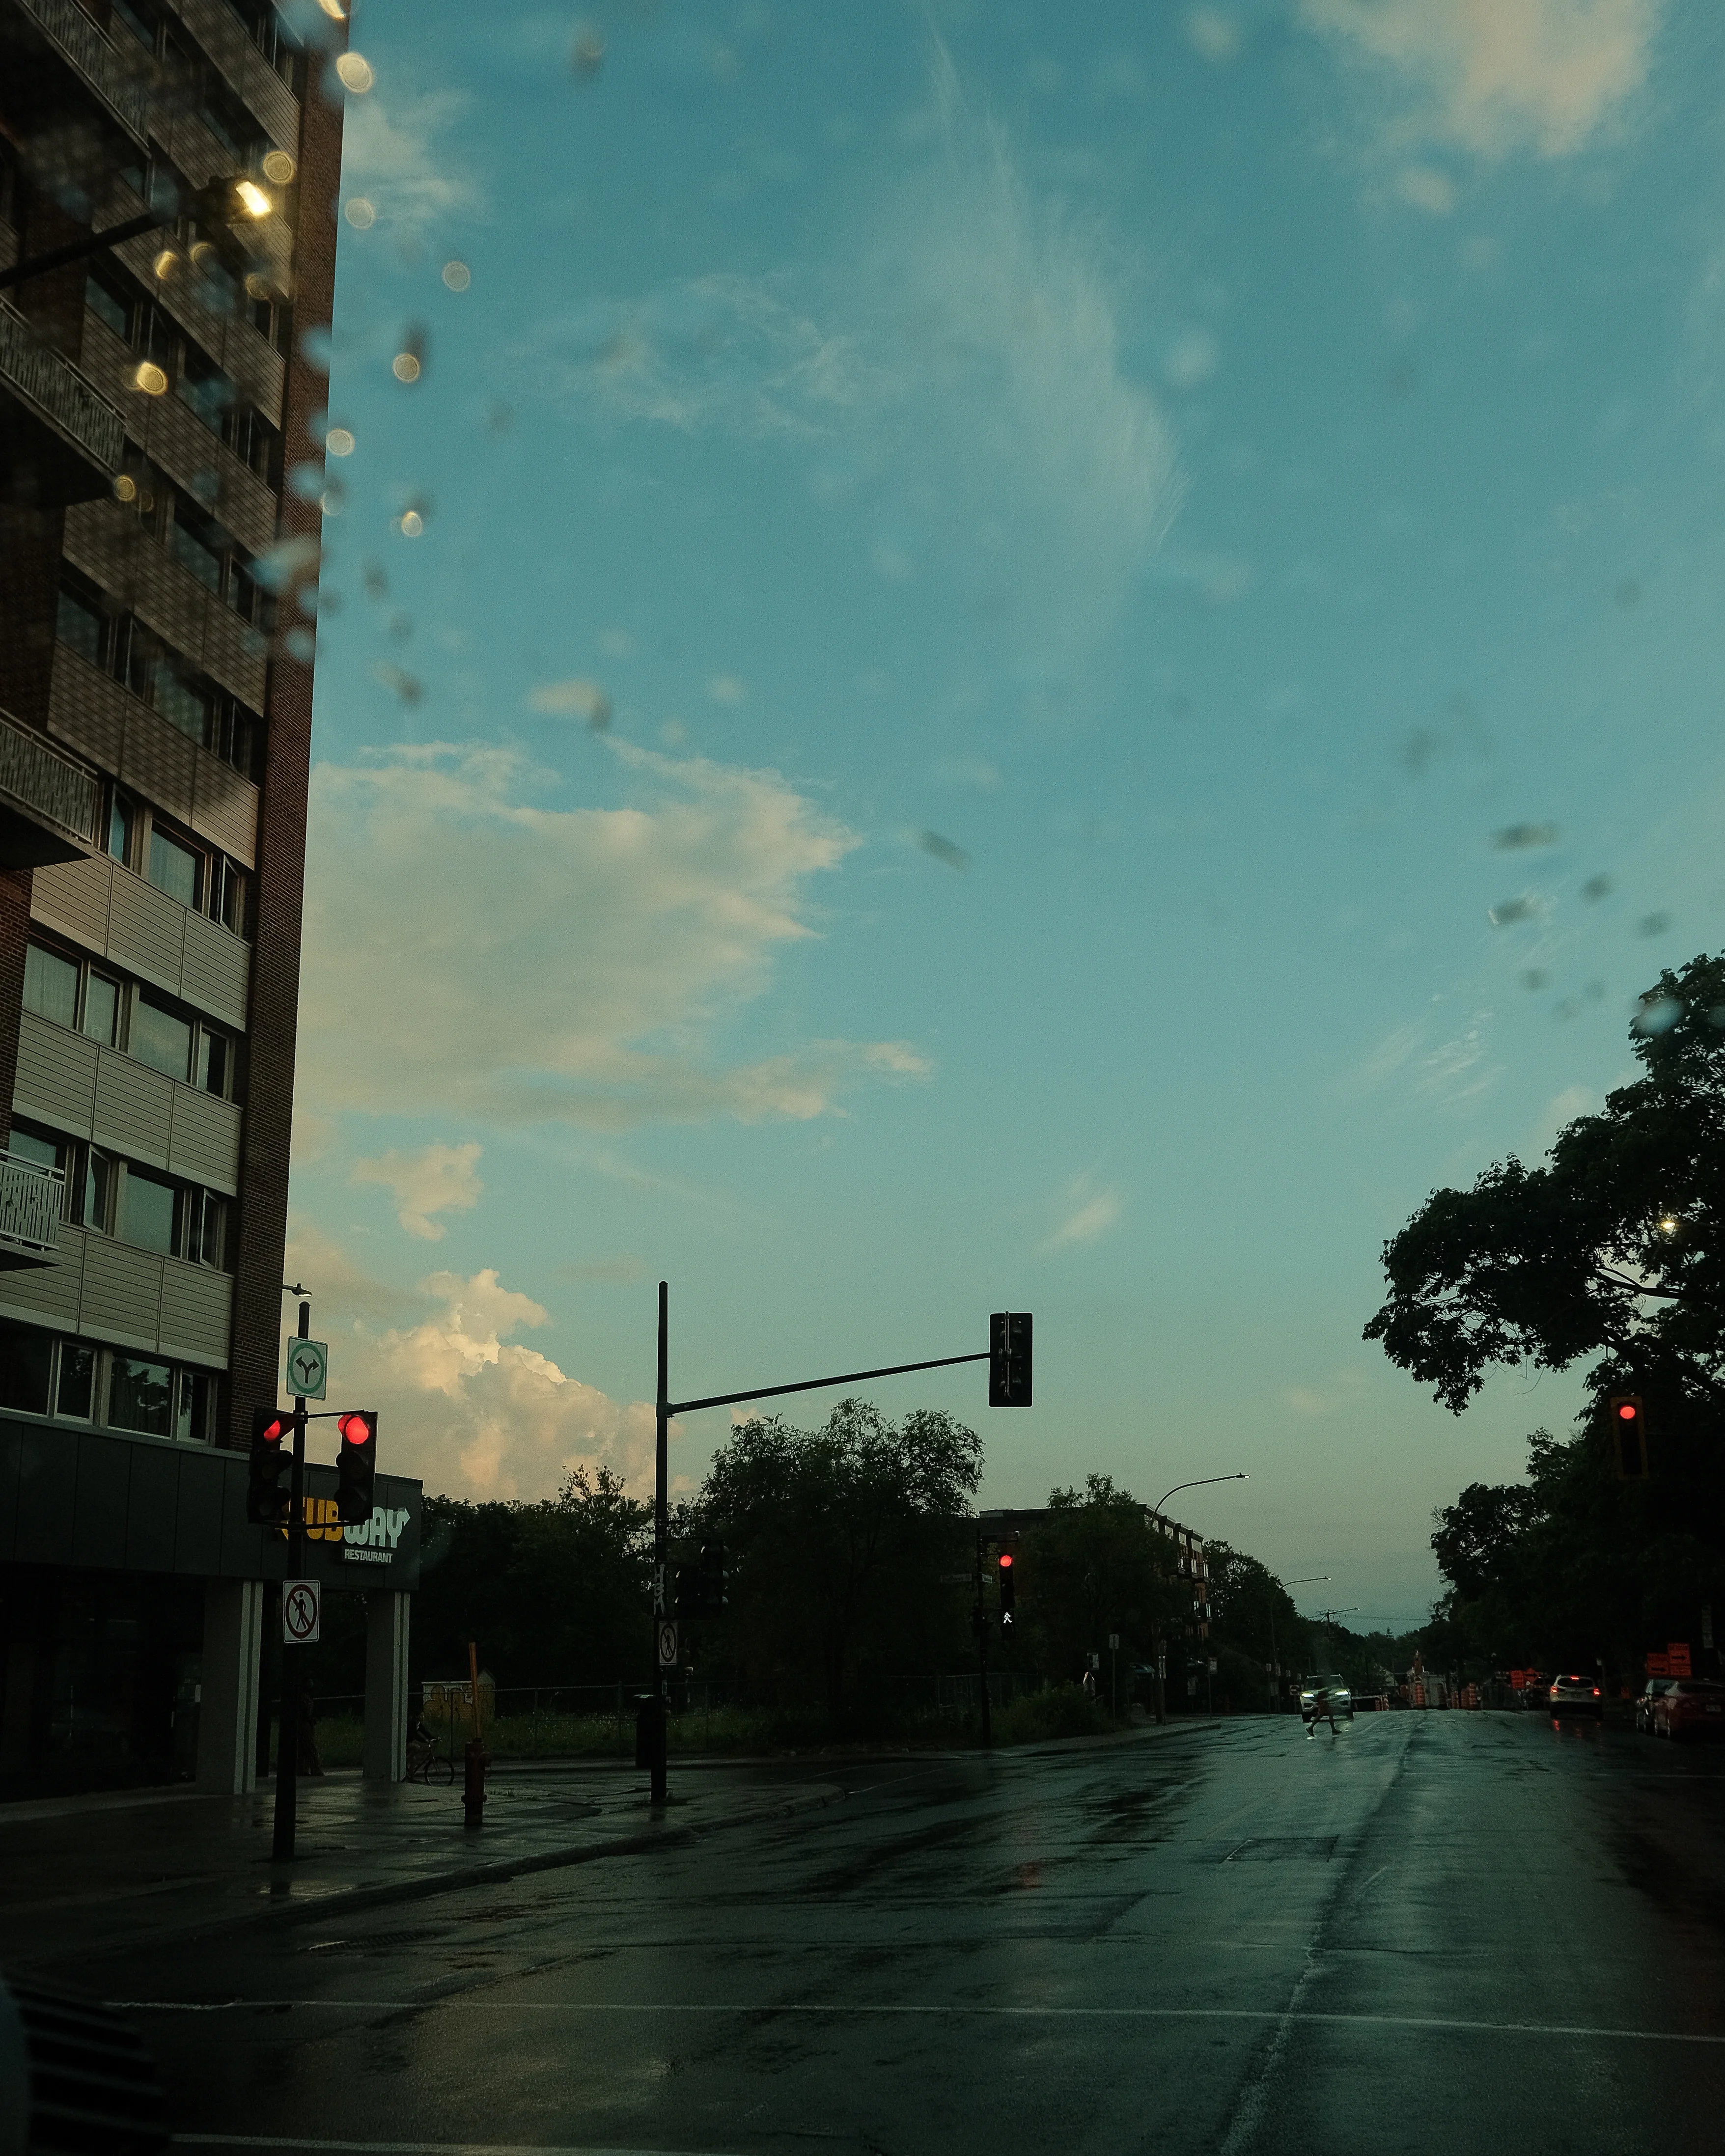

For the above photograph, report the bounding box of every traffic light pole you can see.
[974,1525,993,1749]
[271,1297,310,1863]
[651,1282,669,1805]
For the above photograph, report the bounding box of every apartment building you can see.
[0,0,418,1797]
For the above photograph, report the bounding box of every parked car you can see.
[1634,1677,1674,1733]
[1652,1679,1725,1741]
[1548,1673,1602,1716]
[1299,1675,1354,1722]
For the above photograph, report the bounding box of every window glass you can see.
[187,1189,226,1269]
[56,585,107,667]
[110,0,155,51]
[6,1125,62,1173]
[82,974,118,1046]
[122,1168,177,1256]
[196,1027,229,1098]
[158,668,212,743]
[168,504,225,593]
[209,858,245,933]
[56,1343,95,1420]
[23,944,79,1029]
[0,1322,52,1415]
[108,1355,173,1437]
[129,991,193,1081]
[175,345,235,428]
[147,826,201,908]
[83,1151,112,1233]
[85,272,130,340]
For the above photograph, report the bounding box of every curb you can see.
[169,1781,852,1947]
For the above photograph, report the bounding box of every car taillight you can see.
[1592,1687,1600,1696]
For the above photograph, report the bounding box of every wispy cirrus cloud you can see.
[1304,0,1664,162]
[297,738,928,1132]
[1045,1178,1124,1251]
[340,86,479,237]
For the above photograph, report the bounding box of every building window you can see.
[181,1186,227,1269]
[129,989,194,1082]
[167,496,226,596]
[56,1342,96,1420]
[157,665,214,745]
[56,581,109,670]
[23,943,79,1029]
[147,824,202,908]
[174,1367,219,1444]
[0,1320,53,1415]
[83,1149,115,1235]
[122,1168,178,1257]
[84,267,132,342]
[195,1024,231,1097]
[108,1354,174,1437]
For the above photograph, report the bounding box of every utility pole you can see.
[271,1295,309,1863]
[975,1525,992,1748]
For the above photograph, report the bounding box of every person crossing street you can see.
[1307,1686,1339,1738]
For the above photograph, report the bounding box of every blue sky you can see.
[283,0,1724,1630]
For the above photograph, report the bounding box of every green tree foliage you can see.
[1365,955,1725,1413]
[1016,1475,1180,1682]
[413,1466,650,1687]
[694,1399,981,1723]
[1203,1538,1309,1705]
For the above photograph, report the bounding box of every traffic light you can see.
[1609,1395,1648,1479]
[673,1544,728,1619]
[998,1549,1016,1629]
[335,1410,378,1523]
[989,1312,1032,1407]
[247,1409,291,1524]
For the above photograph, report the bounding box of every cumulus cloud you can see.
[284,1223,659,1502]
[298,738,928,1129]
[1304,0,1664,160]
[350,1142,484,1240]
[1045,1179,1124,1251]
[340,87,478,236]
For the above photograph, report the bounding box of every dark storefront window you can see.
[0,1321,52,1414]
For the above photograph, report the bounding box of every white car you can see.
[1300,1675,1354,1722]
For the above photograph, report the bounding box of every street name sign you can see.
[283,1577,321,1645]
[284,1337,329,1400]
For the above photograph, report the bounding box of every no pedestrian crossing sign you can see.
[284,1337,329,1399]
[657,1620,679,1668]
[283,1577,321,1645]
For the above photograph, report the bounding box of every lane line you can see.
[115,2001,1725,2045]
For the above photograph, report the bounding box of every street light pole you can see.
[651,1281,669,1805]
[271,1294,309,1864]
[1150,1472,1247,1726]
[1277,1576,1330,1714]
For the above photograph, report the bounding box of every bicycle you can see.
[406,1744,454,1785]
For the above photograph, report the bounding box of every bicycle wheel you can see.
[428,1753,455,1786]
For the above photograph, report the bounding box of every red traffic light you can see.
[998,1552,1014,1569]
[261,1415,286,1444]
[338,1412,372,1444]
[1618,1403,1637,1420]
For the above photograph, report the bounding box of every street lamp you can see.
[1150,1472,1247,1725]
[0,174,278,295]
[1269,1576,1328,1714]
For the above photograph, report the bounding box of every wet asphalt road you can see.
[61,1711,1725,2156]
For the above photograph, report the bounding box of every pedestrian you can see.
[1082,1667,1097,1701]
[297,1676,324,1776]
[1306,1686,1339,1739]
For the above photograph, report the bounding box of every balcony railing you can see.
[0,706,101,857]
[16,0,150,142]
[0,1152,65,1263]
[0,299,125,476]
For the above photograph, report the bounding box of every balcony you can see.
[0,297,126,505]
[9,0,150,143]
[0,1152,65,1269]
[0,705,102,868]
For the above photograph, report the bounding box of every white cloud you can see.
[283,1223,659,1503]
[538,51,1180,640]
[340,87,478,237]
[1045,1180,1123,1251]
[1282,1369,1368,1418]
[1304,0,1664,160]
[298,738,928,1129]
[1395,163,1458,214]
[1187,10,1243,63]
[350,1142,484,1240]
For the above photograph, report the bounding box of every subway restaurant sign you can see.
[274,1494,412,1566]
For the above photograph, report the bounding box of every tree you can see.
[1365,954,1725,1414]
[1203,1538,1309,1705]
[413,1465,651,1688]
[1017,1476,1180,1686]
[696,1399,980,1724]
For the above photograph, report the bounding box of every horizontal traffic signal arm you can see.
[668,1350,989,1417]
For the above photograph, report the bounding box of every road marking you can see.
[175,2141,724,2154]
[120,2001,1725,2045]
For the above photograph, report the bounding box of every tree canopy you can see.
[1016,1475,1181,1679]
[694,1398,980,1721]
[1365,954,1725,1414]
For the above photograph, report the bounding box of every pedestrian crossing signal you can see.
[989,1312,1032,1408]
[1609,1395,1647,1479]
[998,1550,1016,1628]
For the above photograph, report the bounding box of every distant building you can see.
[0,0,416,1797]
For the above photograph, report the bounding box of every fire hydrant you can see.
[463,1734,491,1831]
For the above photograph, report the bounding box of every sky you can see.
[278,0,1725,1632]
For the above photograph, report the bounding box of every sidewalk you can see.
[0,1758,848,1971]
